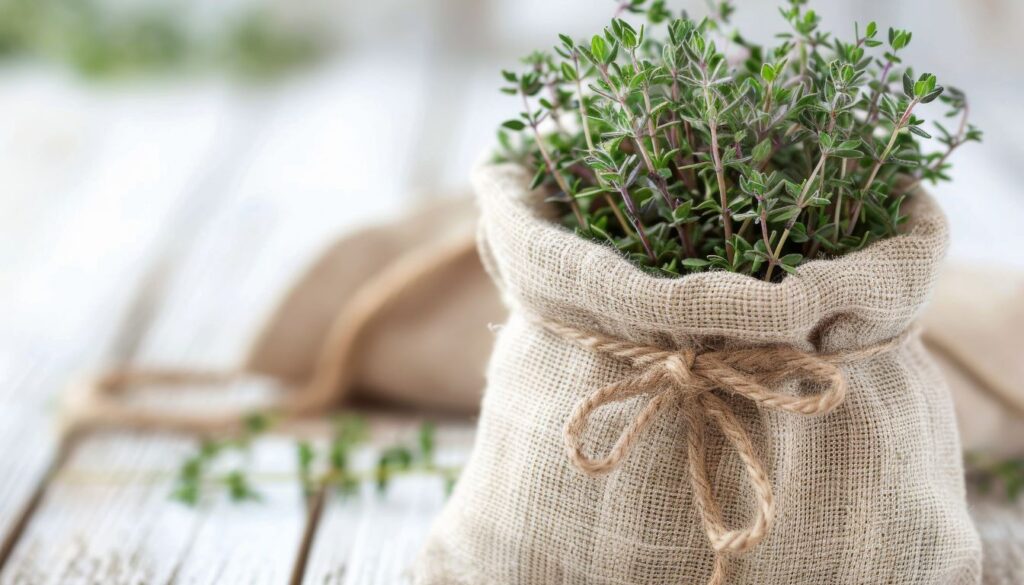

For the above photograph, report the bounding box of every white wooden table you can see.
[0,52,1022,584]
[0,59,468,585]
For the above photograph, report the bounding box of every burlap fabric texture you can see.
[413,162,982,585]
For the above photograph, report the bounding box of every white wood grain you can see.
[970,490,1024,585]
[0,74,276,577]
[129,57,428,371]
[0,77,247,558]
[300,423,474,585]
[0,433,305,585]
[1,55,431,583]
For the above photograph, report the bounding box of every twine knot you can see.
[542,320,915,585]
[661,350,699,390]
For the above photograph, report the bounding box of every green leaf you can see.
[681,258,711,268]
[920,86,944,104]
[914,80,929,98]
[908,125,932,139]
[780,252,803,265]
[620,27,638,50]
[297,441,315,469]
[833,148,862,159]
[560,62,576,81]
[575,186,609,199]
[695,199,721,212]
[225,471,260,502]
[502,119,526,131]
[840,64,854,83]
[172,483,200,506]
[752,138,773,163]
[605,43,620,65]
[672,201,693,222]
[591,35,607,63]
[244,412,270,435]
[768,206,800,223]
[418,422,436,463]
[530,165,547,190]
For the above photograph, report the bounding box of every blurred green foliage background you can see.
[0,0,330,79]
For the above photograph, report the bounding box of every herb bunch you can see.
[496,0,980,280]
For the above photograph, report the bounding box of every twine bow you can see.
[544,320,914,585]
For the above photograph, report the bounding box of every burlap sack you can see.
[248,196,503,415]
[62,197,504,433]
[414,162,982,584]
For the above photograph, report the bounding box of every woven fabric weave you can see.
[413,162,981,584]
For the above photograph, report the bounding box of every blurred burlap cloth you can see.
[62,196,505,432]
[923,265,1024,584]
[62,192,1023,582]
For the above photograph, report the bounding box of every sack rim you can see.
[473,160,949,350]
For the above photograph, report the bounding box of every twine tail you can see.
[683,395,726,542]
[708,553,729,585]
[699,392,775,552]
[60,367,283,436]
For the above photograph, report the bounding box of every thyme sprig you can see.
[171,412,271,505]
[171,414,459,507]
[496,0,980,280]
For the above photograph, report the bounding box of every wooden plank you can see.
[0,207,312,583]
[300,422,474,585]
[0,77,243,347]
[0,354,62,566]
[0,432,304,585]
[129,57,427,370]
[970,490,1024,585]
[0,77,248,560]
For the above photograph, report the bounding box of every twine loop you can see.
[543,320,914,585]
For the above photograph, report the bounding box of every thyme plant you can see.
[496,0,980,280]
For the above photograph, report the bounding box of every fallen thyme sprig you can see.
[171,414,460,507]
